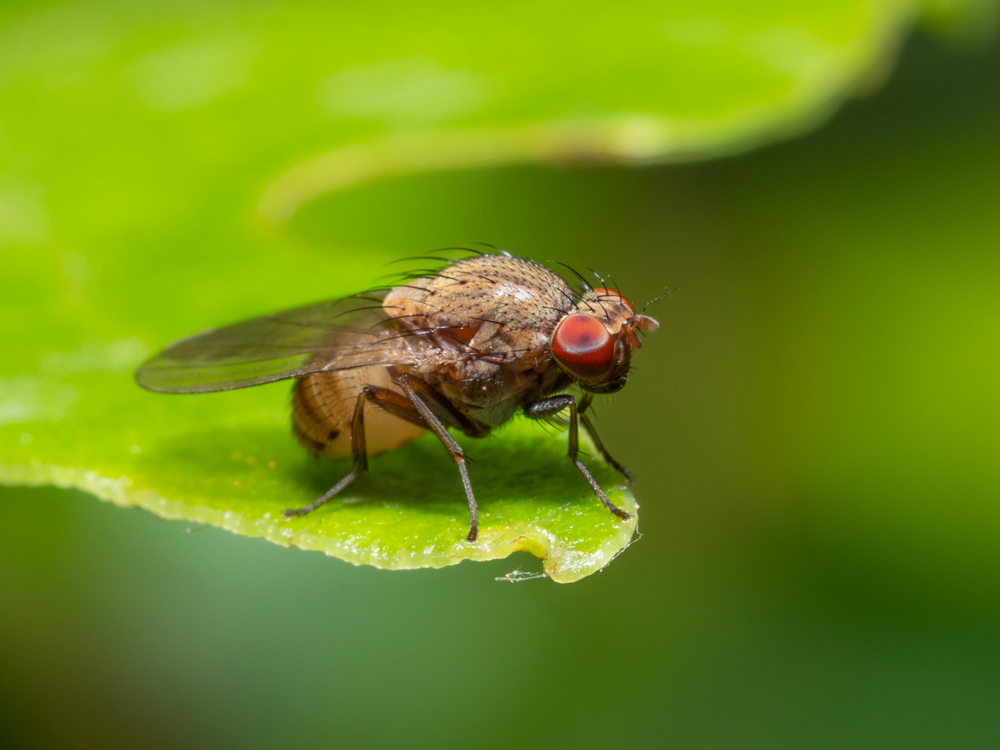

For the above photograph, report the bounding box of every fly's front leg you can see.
[524,395,633,522]
[397,375,479,542]
[283,385,424,519]
[577,393,634,483]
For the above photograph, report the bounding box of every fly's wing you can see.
[135,293,429,394]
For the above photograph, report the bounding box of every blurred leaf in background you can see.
[2,0,1000,747]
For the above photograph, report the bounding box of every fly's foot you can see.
[604,500,633,522]
[465,503,479,542]
[283,467,363,520]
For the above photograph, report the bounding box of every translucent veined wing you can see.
[135,293,432,394]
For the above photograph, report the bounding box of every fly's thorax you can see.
[426,348,569,430]
[550,288,659,394]
[383,254,574,359]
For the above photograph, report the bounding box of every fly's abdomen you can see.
[292,367,426,458]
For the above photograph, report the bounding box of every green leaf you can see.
[0,0,978,580]
[2,417,636,583]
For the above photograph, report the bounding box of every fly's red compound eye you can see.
[552,314,615,378]
[593,287,633,312]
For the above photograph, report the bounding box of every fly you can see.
[135,249,659,541]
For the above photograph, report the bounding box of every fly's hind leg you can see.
[284,377,482,543]
[524,395,633,522]
[395,375,479,542]
[283,385,425,519]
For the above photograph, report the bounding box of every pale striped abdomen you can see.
[291,367,426,458]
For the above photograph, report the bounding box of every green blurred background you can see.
[3,1,1000,747]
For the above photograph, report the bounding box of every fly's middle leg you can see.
[524,395,633,522]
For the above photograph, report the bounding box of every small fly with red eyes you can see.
[136,249,658,541]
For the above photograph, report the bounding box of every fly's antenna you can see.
[641,285,678,313]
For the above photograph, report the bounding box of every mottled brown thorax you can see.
[382,254,574,427]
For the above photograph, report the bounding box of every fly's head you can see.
[550,288,659,394]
